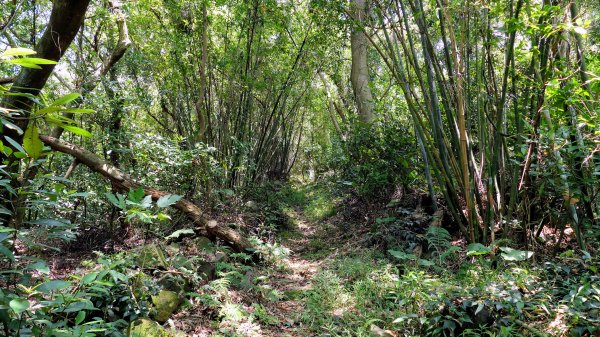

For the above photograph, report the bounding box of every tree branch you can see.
[39,135,255,254]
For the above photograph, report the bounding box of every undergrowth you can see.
[298,249,599,337]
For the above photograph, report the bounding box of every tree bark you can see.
[350,0,375,125]
[39,135,255,254]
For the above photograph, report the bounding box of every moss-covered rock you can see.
[129,318,170,337]
[135,244,168,269]
[197,261,216,282]
[193,236,213,251]
[151,290,181,323]
[157,273,191,293]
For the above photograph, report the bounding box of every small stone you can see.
[165,243,181,256]
[197,261,216,282]
[245,200,259,210]
[157,274,191,293]
[370,324,397,337]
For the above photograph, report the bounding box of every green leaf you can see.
[56,124,92,137]
[9,298,29,314]
[52,93,80,106]
[1,118,23,134]
[23,124,43,159]
[105,192,125,209]
[75,311,86,325]
[81,271,99,285]
[26,261,50,275]
[63,108,95,114]
[375,217,397,224]
[7,58,42,69]
[24,57,58,65]
[25,218,69,227]
[45,113,76,125]
[0,244,15,261]
[3,136,26,154]
[466,243,492,256]
[35,280,71,293]
[7,58,57,69]
[63,300,94,313]
[128,187,146,203]
[34,106,62,116]
[418,259,435,267]
[1,48,36,57]
[156,194,183,208]
[69,192,90,198]
[140,195,153,209]
[388,249,417,261]
[500,247,533,261]
[165,229,195,240]
[0,205,12,216]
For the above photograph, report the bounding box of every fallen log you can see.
[39,135,255,254]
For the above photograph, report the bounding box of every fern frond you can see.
[426,226,451,254]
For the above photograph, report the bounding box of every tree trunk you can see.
[0,0,91,225]
[39,135,255,254]
[350,0,375,125]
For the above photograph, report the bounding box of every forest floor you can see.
[194,181,599,337]
[175,180,399,336]
[219,181,411,337]
[38,181,599,337]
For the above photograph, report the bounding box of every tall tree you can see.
[350,0,375,124]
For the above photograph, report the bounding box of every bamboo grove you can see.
[364,0,599,248]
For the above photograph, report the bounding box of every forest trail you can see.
[261,206,324,336]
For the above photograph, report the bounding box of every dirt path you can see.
[261,207,325,336]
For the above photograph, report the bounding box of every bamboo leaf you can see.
[1,48,36,57]
[20,57,58,65]
[0,244,15,261]
[52,93,80,106]
[56,124,92,137]
[64,108,95,114]
[6,59,42,69]
[3,136,26,154]
[1,118,24,135]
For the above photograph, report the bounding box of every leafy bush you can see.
[338,121,418,197]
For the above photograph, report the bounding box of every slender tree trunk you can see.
[350,0,375,124]
[103,70,126,167]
